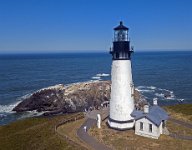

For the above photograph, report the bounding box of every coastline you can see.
[1,79,191,126]
[1,51,192,125]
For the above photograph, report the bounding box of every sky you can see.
[0,0,192,53]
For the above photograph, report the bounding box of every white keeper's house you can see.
[131,98,169,139]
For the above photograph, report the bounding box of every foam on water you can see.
[91,76,101,80]
[19,93,32,101]
[137,89,155,93]
[155,93,165,98]
[0,101,21,113]
[136,86,146,89]
[178,99,184,102]
[136,85,184,102]
[91,73,110,80]
[96,73,110,77]
[0,114,6,118]
[0,93,47,123]
[148,86,157,90]
[18,110,46,120]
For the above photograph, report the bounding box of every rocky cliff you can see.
[13,81,147,116]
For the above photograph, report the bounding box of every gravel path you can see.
[77,108,111,150]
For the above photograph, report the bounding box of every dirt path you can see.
[77,108,111,150]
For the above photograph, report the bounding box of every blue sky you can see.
[0,0,191,53]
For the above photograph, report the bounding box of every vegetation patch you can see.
[167,120,192,136]
[165,104,192,122]
[89,104,192,150]
[89,120,192,150]
[57,118,90,149]
[0,113,84,150]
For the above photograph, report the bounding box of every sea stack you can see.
[108,21,135,129]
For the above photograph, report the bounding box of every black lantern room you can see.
[110,21,133,60]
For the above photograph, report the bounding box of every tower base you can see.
[107,117,135,130]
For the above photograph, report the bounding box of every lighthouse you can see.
[108,21,135,130]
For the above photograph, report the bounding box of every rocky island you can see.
[13,80,146,116]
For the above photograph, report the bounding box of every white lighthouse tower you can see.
[108,21,135,130]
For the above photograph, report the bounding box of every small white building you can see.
[131,99,169,139]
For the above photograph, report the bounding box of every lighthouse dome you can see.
[114,21,129,30]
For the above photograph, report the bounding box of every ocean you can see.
[0,51,191,125]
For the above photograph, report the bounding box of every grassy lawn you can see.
[167,120,192,136]
[165,104,192,122]
[57,118,91,150]
[0,113,84,150]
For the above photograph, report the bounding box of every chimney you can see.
[144,105,149,114]
[153,98,158,105]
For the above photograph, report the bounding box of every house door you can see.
[162,120,166,128]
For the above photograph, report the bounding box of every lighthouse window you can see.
[140,122,143,131]
[114,30,128,41]
[123,53,125,58]
[116,53,119,59]
[119,52,122,58]
[149,124,153,133]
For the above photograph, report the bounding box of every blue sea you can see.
[0,51,192,125]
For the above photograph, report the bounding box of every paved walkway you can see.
[77,108,111,150]
[86,107,109,120]
[169,117,192,140]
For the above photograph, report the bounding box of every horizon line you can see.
[0,49,192,55]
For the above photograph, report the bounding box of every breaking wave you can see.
[0,101,21,113]
[17,110,46,120]
[0,100,47,123]
[0,94,45,122]
[136,89,155,93]
[96,73,110,77]
[91,73,110,80]
[136,85,183,102]
[155,93,165,98]
[91,76,101,80]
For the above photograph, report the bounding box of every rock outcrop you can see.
[13,81,147,116]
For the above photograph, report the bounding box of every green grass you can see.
[0,113,84,150]
[57,118,90,149]
[166,104,192,116]
[165,104,192,121]
[167,120,192,136]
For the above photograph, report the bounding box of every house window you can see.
[149,124,152,133]
[140,122,143,131]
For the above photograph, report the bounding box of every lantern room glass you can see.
[114,30,128,42]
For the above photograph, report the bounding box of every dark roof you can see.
[131,105,169,126]
[114,21,129,30]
